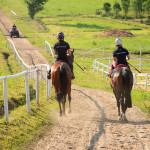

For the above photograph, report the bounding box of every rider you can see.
[48,32,75,79]
[108,38,130,77]
[12,24,16,30]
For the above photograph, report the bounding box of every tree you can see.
[143,0,150,15]
[113,2,122,18]
[132,0,145,19]
[103,2,111,15]
[121,0,130,20]
[25,0,48,19]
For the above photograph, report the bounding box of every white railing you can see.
[0,39,52,122]
[45,41,54,58]
[10,10,17,20]
[140,45,150,56]
[133,73,150,90]
[7,39,50,80]
[77,46,105,57]
[93,58,150,91]
[94,58,150,71]
[0,69,51,122]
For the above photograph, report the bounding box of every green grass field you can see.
[0,0,150,149]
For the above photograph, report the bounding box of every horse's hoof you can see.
[60,112,63,116]
[68,109,72,114]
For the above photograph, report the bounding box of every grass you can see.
[0,30,58,150]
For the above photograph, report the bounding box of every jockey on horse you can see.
[108,38,130,78]
[48,32,75,79]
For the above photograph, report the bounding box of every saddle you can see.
[108,64,129,78]
[116,64,129,68]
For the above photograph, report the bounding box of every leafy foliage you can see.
[113,2,122,18]
[103,2,111,14]
[132,0,145,19]
[25,0,48,19]
[121,0,130,19]
[143,0,150,15]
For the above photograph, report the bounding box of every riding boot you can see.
[68,63,75,79]
[47,69,51,79]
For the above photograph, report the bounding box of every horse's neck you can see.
[67,55,73,63]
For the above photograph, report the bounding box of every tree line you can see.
[24,0,150,22]
[101,0,150,21]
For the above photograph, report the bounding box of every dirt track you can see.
[0,10,150,150]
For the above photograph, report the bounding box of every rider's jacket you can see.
[54,41,70,63]
[113,47,129,66]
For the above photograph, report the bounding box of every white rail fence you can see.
[10,10,17,20]
[45,41,54,58]
[0,69,51,122]
[94,57,150,71]
[77,46,105,57]
[0,39,52,122]
[93,58,150,91]
[140,45,150,56]
[7,39,50,80]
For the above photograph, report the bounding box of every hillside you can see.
[0,0,150,149]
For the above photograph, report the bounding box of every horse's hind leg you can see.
[58,101,62,116]
[120,92,127,122]
[68,94,71,114]
[62,97,66,116]
[114,91,121,120]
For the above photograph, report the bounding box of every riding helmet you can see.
[115,38,122,45]
[57,32,64,39]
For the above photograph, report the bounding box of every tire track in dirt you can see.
[33,85,150,150]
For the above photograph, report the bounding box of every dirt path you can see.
[0,10,150,150]
[0,10,48,66]
[33,85,150,150]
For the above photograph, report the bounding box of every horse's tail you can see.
[57,63,68,100]
[123,69,133,108]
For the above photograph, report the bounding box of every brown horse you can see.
[111,66,133,121]
[50,50,74,116]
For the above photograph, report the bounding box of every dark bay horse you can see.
[111,66,133,121]
[50,50,74,116]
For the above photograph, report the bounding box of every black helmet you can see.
[57,32,64,39]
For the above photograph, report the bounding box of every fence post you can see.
[25,73,31,113]
[48,79,51,96]
[41,66,43,80]
[102,64,104,76]
[36,70,39,104]
[145,74,148,91]
[140,58,141,71]
[4,78,9,122]
[93,60,96,72]
[46,73,49,101]
[45,66,47,81]
[140,46,142,56]
[106,67,109,80]
[98,63,100,74]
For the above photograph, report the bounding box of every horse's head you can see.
[68,49,74,64]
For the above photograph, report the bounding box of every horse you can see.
[50,50,74,116]
[111,65,133,121]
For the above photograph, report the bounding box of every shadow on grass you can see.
[0,85,36,116]
[46,23,110,30]
[2,52,13,73]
